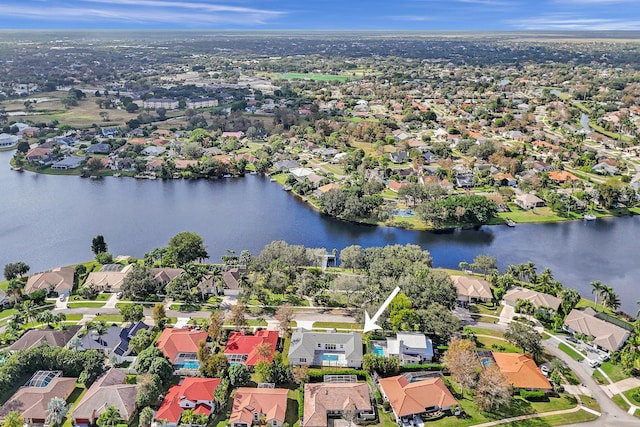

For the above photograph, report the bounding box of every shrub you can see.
[519,389,547,401]
[399,363,445,372]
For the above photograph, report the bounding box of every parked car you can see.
[566,336,578,344]
[587,359,600,368]
[116,292,123,299]
[59,294,66,302]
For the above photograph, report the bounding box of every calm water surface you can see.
[1,151,638,315]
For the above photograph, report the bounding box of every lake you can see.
[1,150,639,316]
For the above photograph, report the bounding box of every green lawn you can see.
[611,394,630,412]
[499,410,598,427]
[465,327,505,338]
[277,72,352,82]
[286,390,300,427]
[93,314,123,322]
[67,301,106,309]
[497,205,574,223]
[622,387,640,406]
[600,361,630,383]
[469,302,503,316]
[475,336,521,353]
[592,369,609,385]
[313,321,363,330]
[579,395,600,413]
[61,385,87,427]
[558,343,584,362]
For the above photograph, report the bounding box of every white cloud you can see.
[509,14,640,30]
[0,1,286,26]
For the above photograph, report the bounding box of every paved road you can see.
[471,321,638,426]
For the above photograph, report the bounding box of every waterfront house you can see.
[450,275,492,303]
[303,382,375,427]
[155,378,221,427]
[156,328,209,368]
[8,325,81,352]
[229,388,288,427]
[72,368,138,426]
[51,156,84,170]
[24,266,75,297]
[503,287,561,312]
[225,330,279,367]
[83,264,134,292]
[0,371,77,426]
[563,307,631,352]
[514,193,545,210]
[288,329,363,368]
[0,133,19,147]
[378,374,457,423]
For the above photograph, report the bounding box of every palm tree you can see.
[505,265,519,280]
[97,405,122,427]
[20,300,36,325]
[139,407,155,427]
[590,281,604,309]
[602,287,621,312]
[46,396,68,427]
[87,320,109,346]
[3,411,24,427]
[37,310,55,327]
[524,261,537,283]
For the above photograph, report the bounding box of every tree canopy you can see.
[166,232,208,266]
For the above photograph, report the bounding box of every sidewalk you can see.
[470,404,597,427]
[597,367,640,415]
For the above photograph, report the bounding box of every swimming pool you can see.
[177,360,201,369]
[480,358,492,367]
[373,345,384,356]
[396,209,415,217]
[322,353,339,362]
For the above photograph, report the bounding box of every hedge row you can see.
[519,389,547,401]
[399,363,446,372]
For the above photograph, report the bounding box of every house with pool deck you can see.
[288,329,363,368]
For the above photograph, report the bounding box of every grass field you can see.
[67,301,106,309]
[611,394,630,412]
[313,321,363,329]
[558,343,584,362]
[93,314,123,323]
[622,387,640,406]
[276,73,353,82]
[600,361,630,383]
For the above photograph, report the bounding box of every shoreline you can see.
[11,160,640,230]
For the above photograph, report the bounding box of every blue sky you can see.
[0,0,639,31]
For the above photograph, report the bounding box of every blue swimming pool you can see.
[480,358,492,367]
[396,209,415,217]
[373,345,384,356]
[322,353,339,361]
[177,360,201,369]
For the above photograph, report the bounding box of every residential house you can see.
[221,267,245,296]
[592,163,618,175]
[72,368,138,426]
[143,98,179,109]
[273,159,299,171]
[563,307,631,353]
[0,133,19,147]
[492,172,517,187]
[378,375,457,423]
[156,328,209,367]
[0,288,9,307]
[225,330,279,366]
[85,143,111,154]
[490,352,552,391]
[151,267,184,288]
[290,167,315,180]
[303,382,375,427]
[26,147,53,163]
[450,275,493,303]
[81,321,149,362]
[455,173,474,189]
[8,325,81,352]
[229,388,288,427]
[514,193,545,210]
[0,371,77,426]
[390,151,409,163]
[51,156,84,170]
[187,98,218,109]
[314,183,341,198]
[372,333,434,364]
[503,287,561,312]
[548,171,580,183]
[142,146,165,157]
[24,266,75,297]
[155,378,221,427]
[387,181,409,193]
[288,329,363,368]
[222,131,245,139]
[84,264,134,292]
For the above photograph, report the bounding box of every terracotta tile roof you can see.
[156,328,208,363]
[388,181,409,192]
[378,375,457,418]
[491,352,552,390]
[156,378,221,423]
[225,330,279,366]
[303,383,372,427]
[548,171,579,182]
[317,183,342,193]
[230,388,288,426]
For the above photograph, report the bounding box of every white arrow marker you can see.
[363,286,401,333]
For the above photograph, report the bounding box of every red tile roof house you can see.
[0,371,77,426]
[156,328,209,370]
[72,368,138,426]
[378,374,457,423]
[225,330,279,366]
[24,266,75,297]
[155,378,221,427]
[229,388,289,427]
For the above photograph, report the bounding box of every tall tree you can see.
[229,304,247,330]
[166,232,208,266]
[121,265,159,300]
[2,412,23,427]
[602,286,620,312]
[3,261,30,280]
[46,396,68,427]
[560,288,581,315]
[97,406,121,427]
[207,311,225,341]
[504,322,543,359]
[275,304,294,336]
[120,304,144,323]
[443,338,480,398]
[153,303,167,329]
[91,235,108,256]
[475,365,511,412]
[138,407,154,427]
[590,281,604,309]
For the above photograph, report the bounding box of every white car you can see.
[116,292,123,299]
